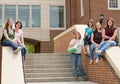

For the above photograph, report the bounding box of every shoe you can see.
[74,76,78,79]
[80,77,85,81]
[14,47,22,54]
[89,60,93,64]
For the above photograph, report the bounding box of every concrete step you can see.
[27,81,97,84]
[24,64,72,69]
[25,68,72,73]
[26,77,85,82]
[26,56,71,60]
[25,60,71,65]
[26,73,73,78]
[26,53,70,57]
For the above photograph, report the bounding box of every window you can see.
[0,5,2,27]
[32,5,40,27]
[108,0,119,9]
[50,6,64,28]
[4,5,16,23]
[18,5,29,27]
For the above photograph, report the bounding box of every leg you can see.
[100,41,116,53]
[21,47,27,61]
[17,44,27,61]
[96,41,106,61]
[2,41,18,50]
[70,54,78,77]
[77,54,85,78]
[89,44,95,64]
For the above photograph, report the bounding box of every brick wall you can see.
[82,55,119,84]
[66,0,120,27]
[40,30,64,53]
[54,29,75,53]
[54,29,120,84]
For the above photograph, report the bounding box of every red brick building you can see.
[66,0,120,28]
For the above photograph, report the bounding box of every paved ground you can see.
[27,81,98,84]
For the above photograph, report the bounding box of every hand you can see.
[95,44,99,48]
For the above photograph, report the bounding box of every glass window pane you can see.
[59,6,64,27]
[32,5,40,27]
[18,5,29,27]
[109,0,118,8]
[0,6,2,27]
[4,5,16,24]
[50,6,64,28]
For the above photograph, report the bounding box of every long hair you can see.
[87,19,94,28]
[4,17,13,29]
[106,18,114,30]
[95,22,102,32]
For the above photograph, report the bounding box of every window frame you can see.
[108,0,120,10]
[50,5,65,29]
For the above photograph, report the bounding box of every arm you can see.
[20,30,26,47]
[82,45,87,54]
[91,33,99,47]
[20,33,24,45]
[109,28,118,40]
[69,41,77,48]
[3,29,12,41]
[102,29,111,40]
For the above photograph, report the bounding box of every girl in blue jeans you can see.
[14,21,27,61]
[95,18,118,64]
[68,31,86,80]
[89,22,102,64]
[1,18,22,54]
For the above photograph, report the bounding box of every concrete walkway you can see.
[27,81,98,84]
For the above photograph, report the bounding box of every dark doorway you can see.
[24,38,40,53]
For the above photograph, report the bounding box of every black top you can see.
[93,31,102,44]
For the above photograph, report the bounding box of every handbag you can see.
[83,35,91,45]
[68,43,78,54]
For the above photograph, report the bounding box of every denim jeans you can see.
[18,44,27,61]
[2,40,18,51]
[96,41,116,59]
[90,43,95,60]
[70,53,85,77]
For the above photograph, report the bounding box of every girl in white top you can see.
[14,21,27,61]
[68,31,86,80]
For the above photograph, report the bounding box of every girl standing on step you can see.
[14,21,27,61]
[1,17,22,54]
[68,31,86,80]
[95,18,118,64]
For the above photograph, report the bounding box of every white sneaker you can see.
[14,47,22,54]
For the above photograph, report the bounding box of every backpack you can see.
[83,35,91,45]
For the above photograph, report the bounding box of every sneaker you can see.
[74,76,78,79]
[14,47,22,54]
[80,77,85,81]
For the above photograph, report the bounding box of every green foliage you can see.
[25,43,35,53]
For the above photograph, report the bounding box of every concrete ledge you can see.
[54,24,87,40]
[2,47,25,84]
[105,46,120,78]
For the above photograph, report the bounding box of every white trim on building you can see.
[108,0,120,10]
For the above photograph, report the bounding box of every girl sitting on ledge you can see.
[1,17,22,54]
